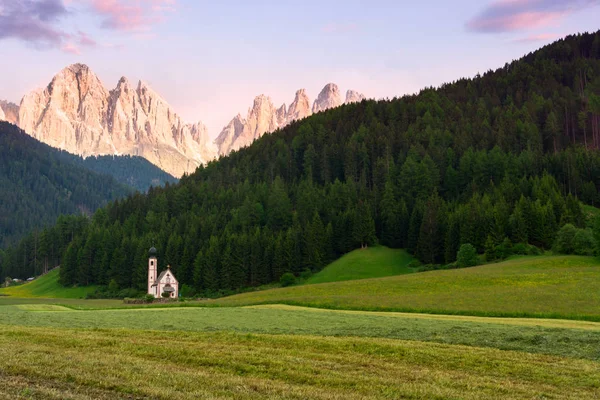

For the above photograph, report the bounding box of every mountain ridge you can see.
[6,64,365,177]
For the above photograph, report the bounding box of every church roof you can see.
[157,266,176,283]
[149,247,157,257]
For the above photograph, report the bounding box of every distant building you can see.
[147,247,179,298]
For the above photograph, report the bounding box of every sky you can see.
[0,0,599,137]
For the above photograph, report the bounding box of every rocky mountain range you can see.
[1,64,365,177]
[0,100,19,125]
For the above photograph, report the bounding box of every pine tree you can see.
[353,201,376,249]
[379,180,399,247]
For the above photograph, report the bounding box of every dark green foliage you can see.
[554,224,578,254]
[554,224,596,255]
[0,122,131,248]
[3,31,600,293]
[65,154,177,192]
[457,244,479,268]
[279,272,296,287]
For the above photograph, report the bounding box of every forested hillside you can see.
[2,32,600,293]
[0,122,131,249]
[65,155,177,193]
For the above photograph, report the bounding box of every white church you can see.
[147,247,179,298]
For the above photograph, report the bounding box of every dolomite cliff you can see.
[14,64,365,176]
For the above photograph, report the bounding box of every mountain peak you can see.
[312,83,342,113]
[66,63,92,74]
[345,90,365,104]
[287,88,312,123]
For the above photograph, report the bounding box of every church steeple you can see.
[148,247,158,298]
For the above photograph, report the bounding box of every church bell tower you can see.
[148,247,158,297]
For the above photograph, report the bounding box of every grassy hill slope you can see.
[305,246,415,284]
[209,255,600,320]
[0,269,97,299]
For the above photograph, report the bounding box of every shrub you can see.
[180,284,196,298]
[554,224,577,254]
[108,279,119,293]
[573,229,595,255]
[300,269,312,281]
[280,272,296,287]
[118,288,141,299]
[144,294,155,303]
[407,260,422,270]
[512,242,529,255]
[161,292,171,298]
[496,238,514,259]
[457,243,478,268]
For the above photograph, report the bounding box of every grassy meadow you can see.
[306,246,415,284]
[1,254,600,398]
[1,303,600,361]
[0,324,599,399]
[209,255,600,320]
[0,269,98,299]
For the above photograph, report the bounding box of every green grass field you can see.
[306,246,415,284]
[1,325,598,399]
[0,269,98,299]
[209,255,600,320]
[0,302,599,399]
[1,303,600,360]
[1,254,600,398]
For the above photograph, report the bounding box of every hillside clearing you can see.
[0,269,98,299]
[306,246,415,284]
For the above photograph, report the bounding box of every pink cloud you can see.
[467,0,600,33]
[61,42,81,55]
[77,30,97,47]
[90,0,176,32]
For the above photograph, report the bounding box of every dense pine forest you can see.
[0,122,132,249]
[2,32,600,294]
[66,155,177,193]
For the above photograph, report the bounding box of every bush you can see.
[554,224,578,254]
[161,291,171,298]
[299,269,312,281]
[180,284,195,298]
[407,260,422,270]
[280,272,296,287]
[108,279,119,293]
[457,243,478,268]
[554,224,595,255]
[117,288,141,299]
[573,229,595,255]
[496,238,514,259]
[144,294,155,303]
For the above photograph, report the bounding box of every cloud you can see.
[0,0,100,54]
[90,0,176,32]
[61,42,81,55]
[0,0,69,46]
[467,0,600,33]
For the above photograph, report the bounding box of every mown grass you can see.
[306,246,415,284]
[0,325,598,399]
[0,269,98,299]
[1,303,600,361]
[207,255,600,320]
